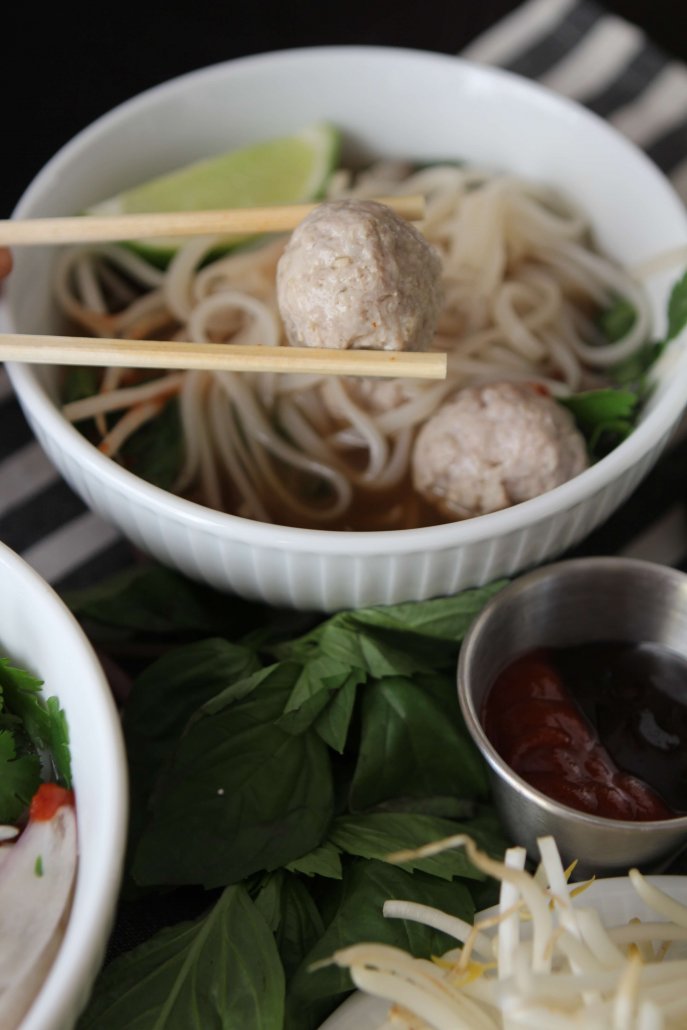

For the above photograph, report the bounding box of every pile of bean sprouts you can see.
[56,163,651,529]
[327,835,687,1029]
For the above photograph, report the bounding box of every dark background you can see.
[2,0,685,219]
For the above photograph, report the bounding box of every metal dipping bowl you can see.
[458,557,687,877]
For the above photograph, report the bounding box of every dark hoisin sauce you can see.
[482,643,687,821]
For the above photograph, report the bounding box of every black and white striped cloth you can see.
[2,0,687,591]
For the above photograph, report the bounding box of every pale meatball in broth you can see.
[412,381,588,519]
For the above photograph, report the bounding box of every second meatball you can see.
[412,381,588,519]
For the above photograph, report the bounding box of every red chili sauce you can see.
[482,643,687,821]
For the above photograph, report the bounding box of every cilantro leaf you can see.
[0,659,71,787]
[560,388,638,459]
[43,696,72,787]
[564,271,687,460]
[611,339,666,388]
[0,729,42,823]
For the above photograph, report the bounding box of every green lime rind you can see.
[87,123,341,268]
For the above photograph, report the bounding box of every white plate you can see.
[318,875,687,1029]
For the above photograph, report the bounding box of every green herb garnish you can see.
[69,564,508,1029]
[561,271,687,459]
[0,658,71,824]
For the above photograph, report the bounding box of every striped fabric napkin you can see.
[464,0,687,198]
[1,0,687,590]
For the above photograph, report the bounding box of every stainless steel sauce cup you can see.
[458,557,687,877]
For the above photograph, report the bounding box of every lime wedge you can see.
[87,122,340,266]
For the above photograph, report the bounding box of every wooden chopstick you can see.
[0,195,425,247]
[0,333,447,380]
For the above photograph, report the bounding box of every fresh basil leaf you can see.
[253,873,284,933]
[462,805,511,860]
[281,614,393,673]
[371,795,476,819]
[282,583,506,679]
[329,812,485,881]
[286,860,475,1028]
[667,268,687,341]
[119,396,183,490]
[350,583,508,643]
[350,674,488,811]
[275,874,326,980]
[132,665,334,888]
[62,366,100,408]
[313,675,359,753]
[292,619,421,678]
[255,871,327,985]
[0,730,42,823]
[277,659,364,738]
[78,884,284,1029]
[599,297,636,342]
[285,841,343,880]
[65,564,253,637]
[124,638,260,868]
[193,661,297,719]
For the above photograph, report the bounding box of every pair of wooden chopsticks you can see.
[0,195,446,381]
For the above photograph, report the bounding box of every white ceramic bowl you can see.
[0,541,127,1028]
[4,47,687,610]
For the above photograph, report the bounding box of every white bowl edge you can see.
[0,541,128,1029]
[4,46,687,608]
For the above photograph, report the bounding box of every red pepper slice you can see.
[29,783,75,822]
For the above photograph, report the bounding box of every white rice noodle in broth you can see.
[55,163,651,530]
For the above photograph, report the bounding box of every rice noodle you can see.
[98,400,162,457]
[63,373,184,423]
[55,164,653,528]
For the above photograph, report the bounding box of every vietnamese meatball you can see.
[277,199,443,351]
[412,381,588,519]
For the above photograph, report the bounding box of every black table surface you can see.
[3,0,686,221]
